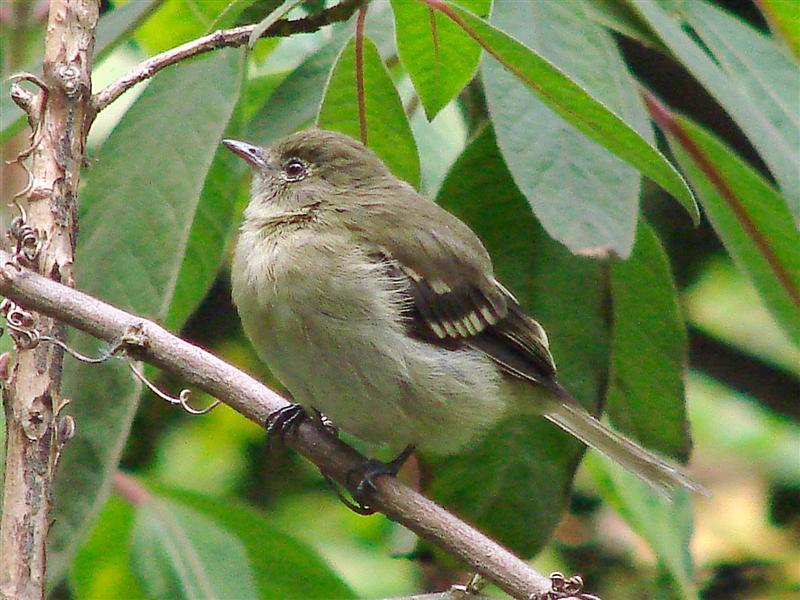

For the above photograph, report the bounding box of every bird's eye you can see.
[282,159,307,182]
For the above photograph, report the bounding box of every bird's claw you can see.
[529,572,600,600]
[345,445,416,512]
[265,403,307,443]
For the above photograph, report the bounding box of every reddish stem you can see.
[420,0,581,125]
[112,472,153,507]
[355,5,368,146]
[643,89,800,308]
[429,7,440,64]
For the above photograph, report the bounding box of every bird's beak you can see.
[222,139,269,169]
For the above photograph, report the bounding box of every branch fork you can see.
[0,252,582,599]
[0,1,599,597]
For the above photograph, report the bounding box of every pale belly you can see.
[237,295,509,455]
[231,226,510,455]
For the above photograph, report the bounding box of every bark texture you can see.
[0,1,98,597]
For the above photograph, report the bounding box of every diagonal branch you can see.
[91,0,367,114]
[0,251,560,600]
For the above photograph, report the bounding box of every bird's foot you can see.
[312,408,339,438]
[450,573,487,595]
[529,572,600,600]
[265,403,307,443]
[343,445,416,514]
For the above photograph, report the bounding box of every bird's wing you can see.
[380,256,557,383]
[348,192,557,384]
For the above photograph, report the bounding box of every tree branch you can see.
[0,253,564,600]
[0,2,97,598]
[91,0,366,114]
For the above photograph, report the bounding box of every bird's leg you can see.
[322,475,378,516]
[345,444,416,511]
[265,403,308,443]
[329,445,416,515]
[312,407,339,438]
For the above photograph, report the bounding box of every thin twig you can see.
[0,253,559,600]
[92,0,366,113]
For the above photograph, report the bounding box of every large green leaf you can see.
[246,4,396,145]
[154,487,356,599]
[136,0,243,53]
[631,0,800,221]
[666,116,800,345]
[586,456,698,599]
[0,0,163,141]
[684,0,800,221]
[428,126,609,556]
[247,31,351,144]
[318,35,420,188]
[422,0,698,221]
[391,0,491,119]
[47,48,245,585]
[483,0,652,258]
[70,496,145,600]
[131,500,258,600]
[608,222,691,459]
[758,0,800,60]
[211,0,268,32]
[583,0,663,49]
[165,130,246,331]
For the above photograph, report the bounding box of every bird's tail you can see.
[543,394,708,498]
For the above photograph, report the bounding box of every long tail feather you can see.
[544,400,709,498]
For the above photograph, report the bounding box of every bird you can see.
[224,129,705,500]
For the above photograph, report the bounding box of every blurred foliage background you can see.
[0,0,798,598]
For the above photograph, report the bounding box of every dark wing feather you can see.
[379,253,557,384]
[344,184,557,384]
[468,300,557,382]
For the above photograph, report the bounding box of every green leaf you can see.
[318,35,420,188]
[631,0,800,221]
[136,0,239,53]
[483,0,652,258]
[423,0,698,221]
[70,496,145,600]
[428,125,609,556]
[237,0,293,27]
[209,0,267,32]
[131,499,258,600]
[164,137,246,331]
[586,456,698,599]
[47,48,245,586]
[608,222,691,459]
[666,116,800,346]
[758,0,800,60]
[583,0,663,49]
[0,0,162,141]
[683,0,800,220]
[246,4,397,144]
[247,0,301,47]
[247,30,351,144]
[391,0,491,119]
[153,487,356,599]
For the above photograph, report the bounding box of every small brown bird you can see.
[225,129,705,498]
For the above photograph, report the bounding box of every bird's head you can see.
[223,129,393,210]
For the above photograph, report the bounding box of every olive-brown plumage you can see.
[225,129,705,497]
